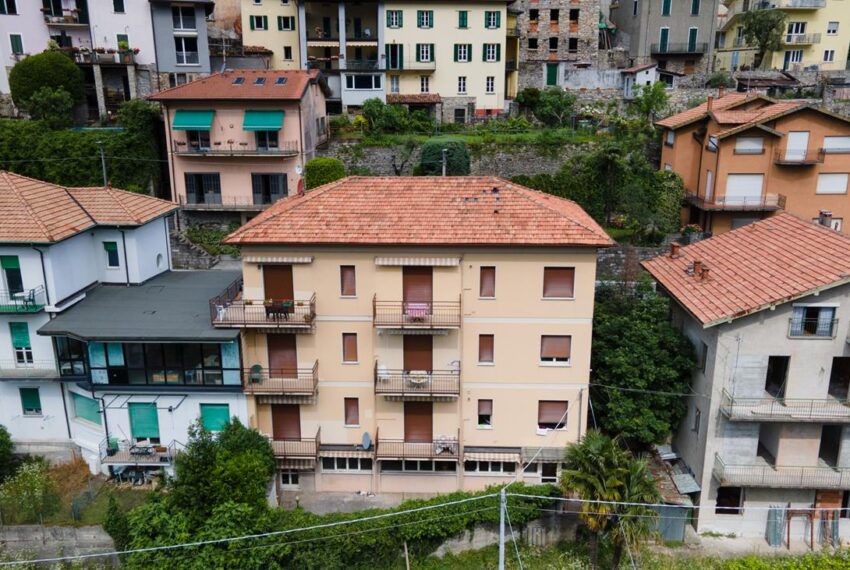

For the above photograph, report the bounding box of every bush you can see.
[0,425,15,483]
[418,139,470,175]
[706,71,736,88]
[9,50,84,109]
[26,86,74,130]
[103,495,131,550]
[305,157,346,189]
[185,222,240,257]
[0,459,59,523]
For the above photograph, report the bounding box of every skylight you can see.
[275,77,288,85]
[232,77,245,85]
[255,77,266,85]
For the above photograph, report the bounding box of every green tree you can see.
[305,157,346,189]
[26,86,74,130]
[610,458,660,569]
[0,460,59,524]
[628,81,669,123]
[0,425,16,483]
[418,139,470,175]
[528,87,576,128]
[741,9,788,69]
[103,495,131,550]
[9,50,84,110]
[591,280,695,447]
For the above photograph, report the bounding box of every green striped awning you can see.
[172,109,214,131]
[243,110,284,131]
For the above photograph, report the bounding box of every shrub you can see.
[706,71,736,88]
[0,459,59,523]
[0,425,15,483]
[185,223,240,257]
[418,139,470,175]
[9,50,84,109]
[103,495,131,550]
[305,157,346,189]
[26,86,74,129]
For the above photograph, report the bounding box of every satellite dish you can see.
[249,364,263,384]
[295,163,303,175]
[361,431,372,451]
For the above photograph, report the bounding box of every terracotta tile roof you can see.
[655,92,758,129]
[621,63,656,74]
[225,176,614,248]
[641,213,850,327]
[712,101,802,125]
[0,171,176,244]
[149,69,319,101]
[386,94,443,104]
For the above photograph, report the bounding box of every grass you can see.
[604,226,639,242]
[185,223,241,257]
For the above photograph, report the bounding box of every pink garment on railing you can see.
[405,302,431,318]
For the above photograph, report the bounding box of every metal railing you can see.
[720,389,850,422]
[0,286,47,313]
[777,0,826,8]
[374,363,461,397]
[43,11,86,25]
[788,317,837,338]
[386,60,437,71]
[774,147,825,164]
[376,430,460,460]
[209,278,316,328]
[99,439,181,465]
[243,361,319,396]
[713,453,850,489]
[650,42,708,55]
[784,33,821,45]
[177,195,284,211]
[0,360,60,379]
[684,192,786,211]
[172,139,300,156]
[270,427,320,459]
[373,295,461,329]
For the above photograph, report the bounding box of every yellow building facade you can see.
[241,0,301,69]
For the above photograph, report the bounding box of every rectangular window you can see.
[543,267,575,298]
[342,333,358,362]
[199,403,230,432]
[420,76,429,93]
[185,129,211,152]
[116,33,129,49]
[529,9,538,21]
[458,10,468,29]
[321,457,372,472]
[345,74,382,90]
[172,6,196,30]
[661,0,671,16]
[716,487,743,515]
[484,43,500,62]
[568,38,578,52]
[280,471,299,487]
[416,43,433,62]
[113,0,124,13]
[790,306,837,337]
[528,37,538,50]
[387,10,402,28]
[344,398,359,426]
[417,10,433,29]
[464,460,517,473]
[72,392,101,425]
[174,36,199,65]
[550,9,559,21]
[0,0,17,15]
[390,75,400,93]
[538,400,568,430]
[103,242,120,268]
[9,34,22,55]
[480,266,495,297]
[486,76,495,94]
[278,16,295,31]
[823,137,850,154]
[251,173,287,205]
[827,21,839,35]
[457,76,467,94]
[549,37,558,51]
[20,388,41,415]
[184,173,221,205]
[478,334,494,364]
[824,50,835,63]
[690,0,700,15]
[665,129,675,146]
[692,407,701,432]
[485,10,501,29]
[340,265,356,296]
[283,46,293,60]
[633,0,639,16]
[478,399,493,427]
[697,341,708,372]
[1,255,22,295]
[255,130,279,151]
[734,136,764,154]
[541,335,571,364]
[816,173,849,195]
[454,43,470,62]
[687,27,699,52]
[250,15,268,30]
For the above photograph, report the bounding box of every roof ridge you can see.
[3,171,62,242]
[102,185,143,224]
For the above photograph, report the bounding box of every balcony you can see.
[788,316,837,338]
[99,439,183,466]
[720,390,850,423]
[387,60,437,72]
[43,11,88,27]
[172,139,300,157]
[777,0,826,8]
[784,33,821,45]
[210,278,316,330]
[74,51,137,66]
[0,287,47,313]
[271,428,320,459]
[376,429,460,460]
[0,360,60,380]
[372,296,461,329]
[243,362,319,397]
[177,195,284,212]
[506,60,518,72]
[684,192,786,212]
[713,453,850,489]
[374,363,460,398]
[774,148,825,165]
[650,43,709,55]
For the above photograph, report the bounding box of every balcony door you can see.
[264,265,294,318]
[404,401,432,443]
[272,404,301,440]
[403,267,432,319]
[403,335,433,372]
[785,131,809,161]
[268,334,297,377]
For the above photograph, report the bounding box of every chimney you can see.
[700,266,710,281]
[819,210,833,228]
[706,96,714,111]
[693,260,703,275]
[718,86,725,98]
[670,242,681,258]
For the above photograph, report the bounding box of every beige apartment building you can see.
[240,0,301,69]
[213,176,612,496]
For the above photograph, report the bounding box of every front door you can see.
[268,334,297,376]
[272,404,301,440]
[403,335,433,372]
[785,131,809,161]
[264,264,294,316]
[404,401,433,443]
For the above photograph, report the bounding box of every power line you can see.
[590,382,710,399]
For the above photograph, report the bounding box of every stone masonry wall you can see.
[0,525,116,562]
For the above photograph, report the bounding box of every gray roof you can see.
[39,270,240,342]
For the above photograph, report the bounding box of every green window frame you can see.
[72,392,101,425]
[458,10,468,29]
[417,10,433,29]
[661,0,671,16]
[200,404,230,432]
[20,388,41,415]
[485,11,501,29]
[9,34,22,55]
[386,9,402,28]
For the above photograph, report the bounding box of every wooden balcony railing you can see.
[376,429,460,460]
[99,439,183,466]
[774,148,825,165]
[243,362,319,396]
[270,428,320,459]
[372,295,461,329]
[172,139,300,157]
[210,278,316,329]
[720,389,850,422]
[374,363,460,397]
[713,453,850,489]
[0,286,46,313]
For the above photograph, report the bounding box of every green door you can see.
[128,403,160,441]
[546,63,558,86]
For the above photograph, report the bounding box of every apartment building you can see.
[215,176,612,497]
[240,0,301,70]
[150,0,215,88]
[657,90,850,235]
[0,171,176,468]
[715,0,849,73]
[643,214,850,542]
[609,0,719,75]
[149,68,328,224]
[510,0,602,90]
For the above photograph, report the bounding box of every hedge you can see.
[304,157,345,189]
[418,139,470,176]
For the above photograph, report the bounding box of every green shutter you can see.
[386,10,392,26]
[496,44,501,62]
[453,44,458,62]
[278,16,283,31]
[428,11,433,27]
[417,10,422,27]
[200,404,230,432]
[103,241,118,252]
[496,12,501,28]
[10,35,23,55]
[459,10,467,28]
[72,392,101,425]
[430,44,435,61]
[129,403,160,440]
[485,11,489,27]
[399,45,403,69]
[263,16,268,29]
[9,322,30,349]
[0,256,19,269]
[467,44,473,60]
[20,388,41,413]
[416,44,421,62]
[250,16,255,30]
[483,44,488,62]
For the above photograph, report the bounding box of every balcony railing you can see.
[720,389,850,422]
[99,439,183,466]
[210,278,316,329]
[650,43,708,55]
[373,296,461,329]
[177,195,284,211]
[713,454,850,489]
[376,430,460,460]
[243,362,319,396]
[788,317,837,338]
[43,11,87,25]
[374,363,461,397]
[386,60,438,71]
[0,360,60,379]
[777,0,826,8]
[684,192,786,212]
[784,33,821,45]
[774,148,825,165]
[173,140,300,157]
[270,428,320,459]
[0,286,47,313]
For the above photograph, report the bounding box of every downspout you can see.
[163,104,180,231]
[31,246,50,305]
[298,100,305,164]
[119,229,130,286]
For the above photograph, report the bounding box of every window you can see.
[827,21,839,35]
[104,242,120,268]
[113,0,124,13]
[540,335,571,364]
[283,46,292,60]
[824,50,835,63]
[765,355,790,398]
[478,399,493,427]
[570,9,580,22]
[787,21,806,36]
[706,135,718,152]
[280,471,299,487]
[184,173,221,205]
[87,342,237,386]
[342,333,358,362]
[687,27,699,52]
[715,487,743,515]
[344,397,359,426]
[340,265,356,296]
[9,34,22,55]
[550,9,559,21]
[172,6,196,30]
[380,460,456,472]
[185,129,210,150]
[416,43,433,62]
[485,11,500,29]
[387,10,402,28]
[390,75,400,93]
[255,130,279,150]
[1,255,23,294]
[528,37,538,50]
[56,337,87,376]
[72,392,101,425]
[696,341,708,372]
[480,266,495,297]
[457,76,467,94]
[417,10,433,29]
[692,407,701,432]
[690,0,700,15]
[278,16,295,31]
[661,0,671,16]
[249,15,268,30]
[823,137,850,154]
[322,457,372,472]
[486,76,495,94]
[549,37,558,51]
[479,334,494,364]
[251,173,287,205]
[665,129,675,146]
[200,404,230,431]
[254,77,266,85]
[484,43,500,62]
[816,173,849,195]
[420,76,429,93]
[175,37,199,65]
[345,74,382,90]
[538,400,568,430]
[529,9,539,21]
[633,0,639,16]
[454,43,470,62]
[0,0,16,15]
[454,108,466,124]
[567,37,578,52]
[117,33,129,48]
[169,73,188,88]
[464,460,516,473]
[790,306,837,337]
[734,136,764,154]
[19,388,41,415]
[543,267,575,298]
[458,10,468,28]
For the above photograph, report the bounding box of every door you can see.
[264,264,294,316]
[725,174,764,204]
[402,267,432,304]
[785,131,809,161]
[268,334,297,377]
[828,357,850,399]
[272,404,301,440]
[403,335,433,372]
[128,402,160,443]
[705,169,713,203]
[404,401,433,442]
[546,63,558,86]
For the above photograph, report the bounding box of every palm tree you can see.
[610,458,661,569]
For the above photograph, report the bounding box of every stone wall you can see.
[596,245,666,280]
[170,230,220,269]
[0,525,116,562]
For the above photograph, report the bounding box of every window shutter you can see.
[483,45,488,62]
[479,334,494,363]
[10,35,22,54]
[428,10,434,26]
[538,401,568,425]
[20,388,40,413]
[417,10,422,27]
[340,265,356,296]
[129,403,160,440]
[9,322,30,349]
[398,10,403,27]
[385,44,391,67]
[541,335,571,360]
[790,306,805,335]
[496,11,501,28]
[278,16,284,31]
[344,398,359,425]
[200,404,230,431]
[263,16,268,29]
[0,255,19,269]
[429,44,435,61]
[416,44,421,62]
[496,44,501,61]
[480,266,495,297]
[459,10,467,28]
[343,333,358,362]
[251,174,263,204]
[386,11,392,27]
[478,399,493,416]
[72,392,102,425]
[467,44,473,60]
[485,12,489,27]
[454,44,458,62]
[250,16,255,30]
[543,267,575,297]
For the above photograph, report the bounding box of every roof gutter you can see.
[119,229,130,286]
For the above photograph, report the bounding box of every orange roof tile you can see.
[0,171,176,244]
[655,92,758,129]
[225,176,614,248]
[148,69,319,101]
[641,214,850,327]
[712,101,802,126]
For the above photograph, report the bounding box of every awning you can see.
[244,256,313,264]
[277,458,316,470]
[464,451,521,463]
[374,257,461,267]
[243,110,285,131]
[522,447,564,462]
[319,447,374,459]
[172,109,214,131]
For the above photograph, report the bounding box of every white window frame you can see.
[9,33,23,56]
[172,6,196,31]
[420,75,429,93]
[280,471,299,488]
[823,136,850,154]
[827,21,839,35]
[174,36,199,65]
[419,10,432,28]
[824,49,835,63]
[734,136,763,154]
[251,15,268,30]
[464,460,517,475]
[418,43,432,62]
[665,129,675,146]
[279,16,295,31]
[787,21,806,36]
[816,173,849,195]
[786,49,803,64]
[486,11,499,29]
[388,10,401,28]
[485,44,497,62]
[321,457,373,472]
[457,43,469,62]
[390,75,400,93]
[457,76,467,94]
[486,76,495,94]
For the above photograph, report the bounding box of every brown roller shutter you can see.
[342,333,358,362]
[478,399,493,415]
[538,401,568,428]
[268,334,297,375]
[478,334,494,363]
[403,335,433,371]
[480,266,496,297]
[344,398,359,425]
[404,401,433,442]
[272,404,301,439]
[340,265,356,296]
[541,335,571,361]
[264,264,294,300]
[543,267,575,298]
[403,266,433,304]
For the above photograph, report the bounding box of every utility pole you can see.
[441,148,448,176]
[498,487,506,570]
[96,140,107,187]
